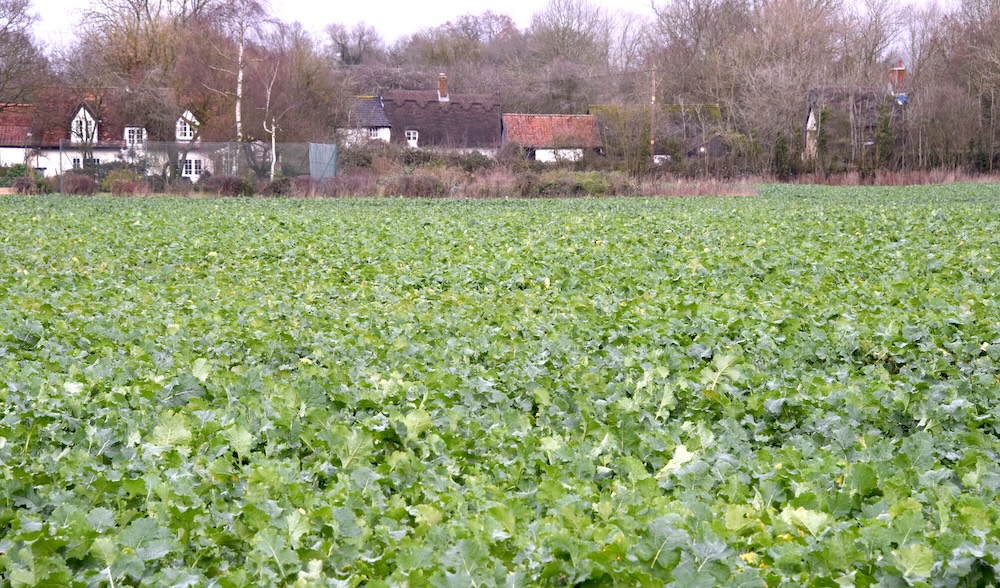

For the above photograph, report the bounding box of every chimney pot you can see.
[438,73,449,102]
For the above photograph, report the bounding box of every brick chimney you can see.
[437,73,449,103]
[890,61,906,96]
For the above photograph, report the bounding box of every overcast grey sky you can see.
[33,0,660,49]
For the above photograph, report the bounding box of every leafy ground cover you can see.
[1,186,999,586]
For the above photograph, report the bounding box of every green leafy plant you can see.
[1,185,999,586]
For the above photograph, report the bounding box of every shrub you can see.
[145,175,167,194]
[510,171,539,197]
[2,163,28,176]
[401,148,439,167]
[12,176,52,195]
[511,171,639,198]
[332,175,378,197]
[291,176,317,197]
[101,168,143,192]
[61,174,99,195]
[259,176,291,197]
[379,170,447,197]
[286,175,380,198]
[201,174,254,197]
[110,179,140,196]
[166,178,193,196]
[339,144,379,169]
[496,143,528,169]
[453,151,495,174]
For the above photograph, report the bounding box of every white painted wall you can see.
[0,147,28,168]
[342,127,391,147]
[535,148,584,163]
[15,147,214,183]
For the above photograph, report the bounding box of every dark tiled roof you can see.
[804,86,904,143]
[382,90,501,149]
[0,105,33,147]
[349,97,390,128]
[502,114,602,149]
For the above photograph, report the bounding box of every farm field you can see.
[1,186,999,586]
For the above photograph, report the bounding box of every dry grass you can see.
[39,164,997,199]
[791,168,995,186]
[640,176,758,197]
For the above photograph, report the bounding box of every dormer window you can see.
[125,126,146,148]
[177,119,194,140]
[71,107,97,144]
[176,110,199,142]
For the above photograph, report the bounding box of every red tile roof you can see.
[502,114,602,149]
[0,105,34,147]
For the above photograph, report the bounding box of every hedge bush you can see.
[61,174,99,195]
[201,174,254,197]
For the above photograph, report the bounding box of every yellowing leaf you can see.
[192,358,210,383]
[655,445,697,478]
[893,543,934,580]
[90,536,117,566]
[152,414,191,447]
[286,509,311,548]
[414,504,443,526]
[779,506,831,537]
[403,409,432,440]
[225,426,253,456]
[725,504,758,533]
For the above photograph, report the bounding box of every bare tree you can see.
[900,2,944,78]
[257,22,352,143]
[197,0,270,168]
[529,0,612,64]
[838,0,902,79]
[652,0,751,60]
[78,0,218,81]
[449,11,519,43]
[0,0,44,108]
[325,22,383,66]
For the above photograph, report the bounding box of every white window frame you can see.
[366,127,379,139]
[182,158,203,178]
[125,126,146,148]
[75,157,100,168]
[177,120,194,141]
[405,129,419,148]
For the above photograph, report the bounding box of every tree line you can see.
[3,0,1000,176]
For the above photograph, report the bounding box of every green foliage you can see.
[11,176,53,194]
[1,186,1000,585]
[452,150,495,174]
[514,170,637,197]
[101,168,143,193]
[0,163,28,186]
[773,134,793,179]
[875,106,895,168]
